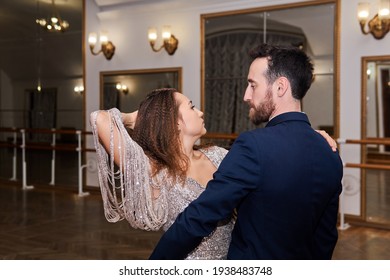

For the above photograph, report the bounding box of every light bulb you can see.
[148,27,157,42]
[88,32,97,46]
[358,2,370,20]
[162,25,171,40]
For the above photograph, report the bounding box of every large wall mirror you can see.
[201,0,339,146]
[100,67,182,111]
[0,0,83,187]
[361,55,390,227]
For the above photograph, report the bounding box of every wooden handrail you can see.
[0,127,93,135]
[0,142,18,148]
[340,139,390,171]
[0,127,18,133]
[341,138,390,145]
[0,141,96,152]
[202,132,238,140]
[345,163,390,171]
[0,126,95,152]
[202,135,388,144]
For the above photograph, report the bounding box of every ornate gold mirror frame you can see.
[360,55,390,227]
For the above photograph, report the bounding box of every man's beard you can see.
[248,88,275,125]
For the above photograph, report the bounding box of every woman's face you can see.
[175,92,206,139]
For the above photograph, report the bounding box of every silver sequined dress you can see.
[90,108,234,259]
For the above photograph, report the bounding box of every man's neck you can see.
[269,102,301,121]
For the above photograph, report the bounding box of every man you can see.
[149,44,343,260]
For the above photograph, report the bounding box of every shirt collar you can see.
[265,111,310,127]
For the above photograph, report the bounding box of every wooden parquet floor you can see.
[1,182,390,260]
[0,183,163,260]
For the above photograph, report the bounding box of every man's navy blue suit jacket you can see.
[149,112,343,260]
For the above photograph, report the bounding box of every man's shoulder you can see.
[238,125,281,139]
[231,128,277,152]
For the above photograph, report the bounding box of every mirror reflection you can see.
[365,58,390,142]
[0,0,83,187]
[362,55,390,225]
[202,1,338,146]
[100,68,182,111]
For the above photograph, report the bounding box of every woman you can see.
[90,88,233,259]
[90,88,337,260]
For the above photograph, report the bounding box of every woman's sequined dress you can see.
[90,108,234,259]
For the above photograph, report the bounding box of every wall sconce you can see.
[358,0,390,39]
[367,68,372,79]
[116,83,129,94]
[88,32,116,60]
[148,25,179,55]
[74,85,84,95]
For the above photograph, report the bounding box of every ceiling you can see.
[0,0,333,83]
[0,0,172,82]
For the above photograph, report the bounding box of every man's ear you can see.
[275,77,289,97]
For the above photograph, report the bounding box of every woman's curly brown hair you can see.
[131,88,188,181]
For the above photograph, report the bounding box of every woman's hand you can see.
[122,110,138,129]
[316,130,337,152]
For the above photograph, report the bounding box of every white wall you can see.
[340,0,390,216]
[85,0,390,218]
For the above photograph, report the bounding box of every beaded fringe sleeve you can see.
[90,108,168,231]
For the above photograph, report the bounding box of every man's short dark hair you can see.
[249,44,314,100]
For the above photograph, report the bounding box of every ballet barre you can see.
[0,127,95,196]
[337,138,390,230]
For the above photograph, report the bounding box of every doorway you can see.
[27,88,57,142]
